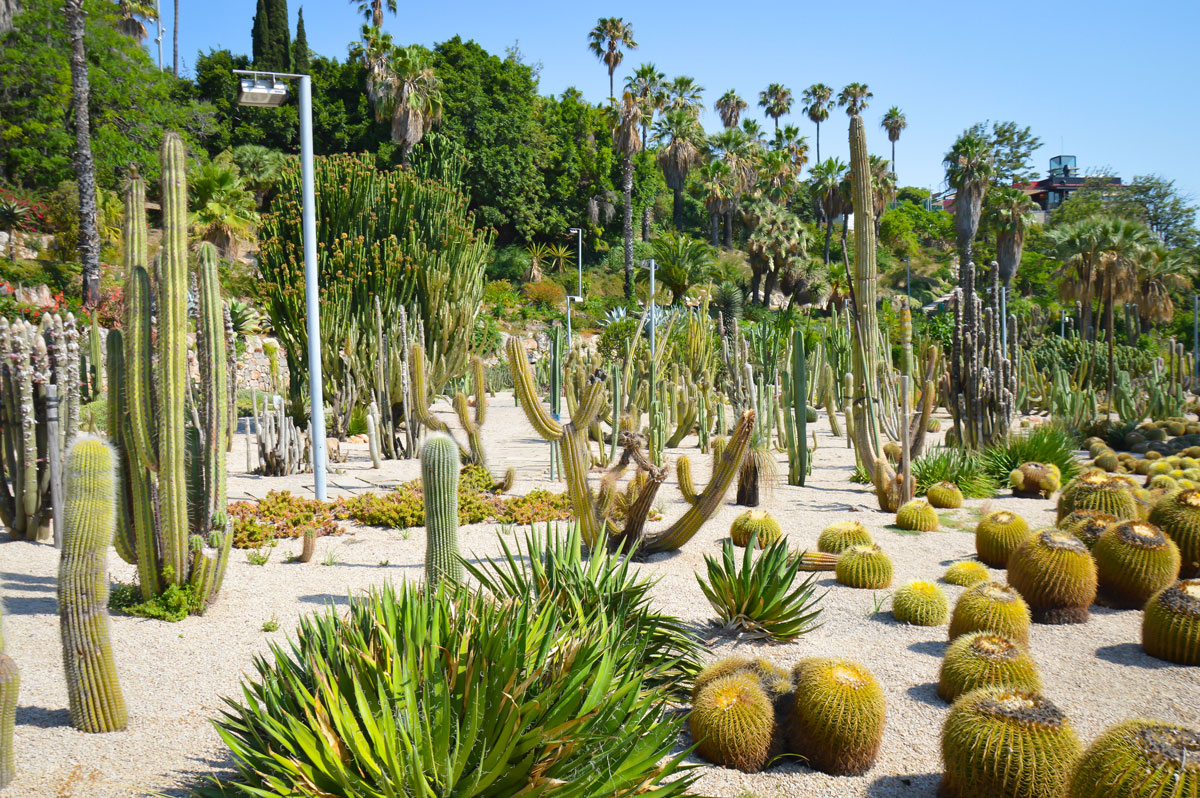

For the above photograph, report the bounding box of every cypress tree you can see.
[265,0,291,72]
[251,0,270,67]
[293,6,309,73]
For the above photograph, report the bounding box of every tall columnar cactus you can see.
[947,262,1018,448]
[109,136,232,608]
[786,327,808,486]
[421,433,463,586]
[507,337,754,555]
[57,438,127,733]
[0,599,17,788]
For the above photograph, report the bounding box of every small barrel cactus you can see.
[1006,529,1098,624]
[835,544,894,589]
[789,658,885,776]
[927,482,964,509]
[941,687,1082,798]
[689,671,775,773]
[1093,520,1181,609]
[1057,470,1138,522]
[896,498,939,531]
[975,511,1032,568]
[817,520,872,554]
[1148,487,1200,578]
[1057,509,1117,550]
[938,632,1041,703]
[1068,719,1200,797]
[421,433,463,587]
[949,581,1032,646]
[1094,450,1120,472]
[944,561,991,587]
[1141,578,1200,665]
[892,580,949,626]
[729,510,782,548]
[58,437,127,733]
[1148,474,1179,492]
[1009,462,1062,499]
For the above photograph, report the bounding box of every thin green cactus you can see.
[422,433,463,586]
[0,596,16,789]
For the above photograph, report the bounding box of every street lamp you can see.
[904,257,911,299]
[567,227,583,299]
[234,69,328,500]
[566,295,582,343]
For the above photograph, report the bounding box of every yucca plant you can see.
[697,536,825,642]
[981,424,1083,485]
[466,522,704,695]
[194,581,694,798]
[913,447,999,499]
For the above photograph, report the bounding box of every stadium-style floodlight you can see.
[233,69,328,500]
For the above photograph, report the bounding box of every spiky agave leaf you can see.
[913,447,999,499]
[697,536,825,642]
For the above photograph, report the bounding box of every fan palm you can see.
[370,44,443,167]
[614,91,643,299]
[189,158,259,260]
[663,75,705,115]
[351,0,396,27]
[1135,245,1192,326]
[640,231,716,305]
[625,62,665,142]
[1095,217,1153,395]
[983,185,1037,289]
[116,0,156,39]
[756,149,798,204]
[653,109,705,231]
[943,131,993,265]
[0,198,29,260]
[868,154,896,232]
[715,89,747,129]
[810,157,849,264]
[836,83,872,116]
[698,160,734,247]
[707,128,755,246]
[741,118,765,144]
[802,83,833,162]
[758,83,793,133]
[772,124,809,173]
[742,195,812,304]
[587,17,637,102]
[880,106,907,175]
[349,25,396,105]
[1048,215,1109,344]
[232,145,287,206]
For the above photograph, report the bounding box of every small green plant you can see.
[108,576,205,622]
[697,535,825,642]
[228,490,342,548]
[261,616,279,633]
[377,559,390,567]
[870,591,891,616]
[246,548,271,566]
[321,548,340,566]
[980,424,1083,486]
[912,447,998,499]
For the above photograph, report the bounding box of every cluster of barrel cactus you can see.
[1009,462,1061,498]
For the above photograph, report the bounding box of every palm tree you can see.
[836,83,872,116]
[173,0,179,75]
[189,157,260,259]
[802,83,833,163]
[1135,245,1193,330]
[361,43,443,167]
[771,124,809,173]
[625,62,665,142]
[641,231,716,305]
[715,89,747,129]
[742,195,813,304]
[1048,215,1108,344]
[698,160,733,247]
[653,109,704,232]
[983,185,1037,289]
[758,83,793,133]
[232,144,287,205]
[741,118,765,144]
[116,1,157,39]
[350,25,396,103]
[65,0,101,308]
[587,17,637,102]
[1094,218,1152,395]
[868,154,896,233]
[809,157,848,265]
[707,128,756,245]
[943,131,993,266]
[352,0,397,27]
[0,198,28,261]
[880,106,907,176]
[613,91,643,299]
[663,75,704,115]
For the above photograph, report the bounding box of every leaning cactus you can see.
[421,433,463,586]
[58,437,127,733]
[109,137,233,609]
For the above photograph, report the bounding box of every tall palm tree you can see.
[698,160,733,247]
[707,127,756,245]
[653,109,704,232]
[663,75,704,115]
[370,45,443,167]
[867,154,896,233]
[642,231,716,305]
[116,1,157,39]
[983,185,1037,289]
[837,83,872,116]
[350,24,396,102]
[613,91,643,299]
[1048,215,1108,344]
[352,0,397,27]
[173,0,179,75]
[809,157,849,265]
[587,17,637,102]
[625,62,665,142]
[758,83,792,133]
[742,195,812,303]
[1135,245,1193,330]
[771,124,809,173]
[1094,218,1152,395]
[741,118,765,144]
[65,0,101,307]
[943,131,993,266]
[880,106,907,176]
[802,83,833,163]
[715,89,747,129]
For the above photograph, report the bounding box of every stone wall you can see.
[235,335,289,394]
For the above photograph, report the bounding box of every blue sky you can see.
[155,0,1200,203]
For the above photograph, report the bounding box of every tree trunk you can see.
[622,154,634,300]
[641,204,650,242]
[723,210,732,248]
[762,268,778,307]
[1105,272,1116,399]
[672,187,683,232]
[608,70,614,104]
[172,0,179,75]
[710,213,719,247]
[822,213,834,264]
[891,140,896,176]
[749,268,762,305]
[66,0,102,309]
[814,122,820,163]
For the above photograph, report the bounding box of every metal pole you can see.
[575,228,583,298]
[565,297,572,344]
[647,259,656,357]
[1192,294,1198,390]
[46,384,64,548]
[299,75,328,500]
[154,0,164,69]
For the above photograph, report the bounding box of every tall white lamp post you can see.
[233,70,328,500]
[567,227,583,298]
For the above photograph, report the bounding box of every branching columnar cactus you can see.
[1141,578,1200,665]
[789,658,886,776]
[938,632,1041,703]
[107,139,232,608]
[253,391,311,476]
[421,433,463,586]
[1006,529,1097,624]
[507,337,753,555]
[57,438,127,733]
[0,599,16,788]
[0,314,81,540]
[1069,720,1200,798]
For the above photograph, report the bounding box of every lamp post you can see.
[904,257,911,299]
[566,295,582,344]
[234,69,327,500]
[568,227,583,299]
[1193,294,1198,390]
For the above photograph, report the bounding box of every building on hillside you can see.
[1018,155,1122,223]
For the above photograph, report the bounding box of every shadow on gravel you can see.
[1095,642,1172,669]
[866,773,941,796]
[905,682,945,707]
[1,571,56,590]
[17,705,71,728]
[908,639,947,658]
[0,593,57,615]
[159,752,238,798]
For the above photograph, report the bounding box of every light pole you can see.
[234,69,328,500]
[904,257,911,299]
[566,294,582,344]
[1193,294,1198,389]
[568,227,583,299]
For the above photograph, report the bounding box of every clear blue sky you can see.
[154,0,1200,203]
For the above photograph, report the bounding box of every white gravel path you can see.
[1,394,1196,797]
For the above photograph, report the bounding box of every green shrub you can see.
[109,577,205,622]
[228,490,343,549]
[913,447,998,499]
[523,278,566,311]
[981,424,1083,486]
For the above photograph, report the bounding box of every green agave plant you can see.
[980,424,1083,485]
[697,535,825,642]
[465,521,704,695]
[194,581,694,798]
[913,447,999,499]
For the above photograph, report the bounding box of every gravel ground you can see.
[1,394,1197,798]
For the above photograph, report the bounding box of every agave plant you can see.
[980,424,1083,485]
[196,581,694,798]
[697,536,825,642]
[465,522,704,694]
[912,446,999,499]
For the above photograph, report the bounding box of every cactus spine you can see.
[422,433,463,586]
[58,438,127,733]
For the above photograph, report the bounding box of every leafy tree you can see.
[966,120,1042,184]
[587,17,636,102]
[194,48,297,155]
[251,0,290,72]
[758,83,792,133]
[741,194,817,305]
[801,83,833,162]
